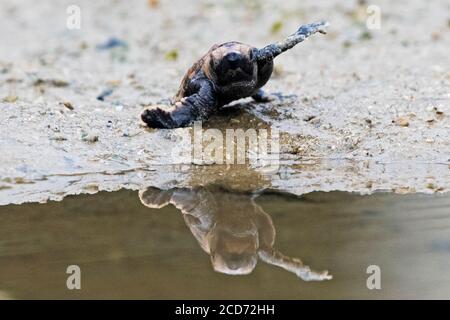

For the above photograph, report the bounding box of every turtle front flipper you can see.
[139,187,174,209]
[251,89,275,103]
[258,247,332,281]
[256,21,329,62]
[141,80,217,129]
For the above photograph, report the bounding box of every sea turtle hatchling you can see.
[141,21,329,129]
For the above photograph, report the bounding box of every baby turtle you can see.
[141,21,329,129]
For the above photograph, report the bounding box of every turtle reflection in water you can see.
[139,186,332,281]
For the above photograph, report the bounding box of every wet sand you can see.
[0,0,449,205]
[0,1,449,299]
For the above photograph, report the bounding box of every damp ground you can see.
[0,0,449,204]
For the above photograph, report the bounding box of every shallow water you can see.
[0,188,450,299]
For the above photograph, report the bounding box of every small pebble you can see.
[106,79,121,87]
[426,182,437,190]
[51,79,69,87]
[148,0,159,8]
[33,79,69,87]
[60,101,74,110]
[270,21,283,34]
[3,95,18,103]
[395,117,409,127]
[360,30,372,40]
[303,115,316,122]
[50,136,67,141]
[96,37,128,50]
[80,131,99,143]
[165,49,179,61]
[97,88,113,101]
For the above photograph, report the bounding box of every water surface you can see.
[0,188,449,299]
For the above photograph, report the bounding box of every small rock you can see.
[50,136,68,141]
[165,49,179,61]
[59,101,74,110]
[395,117,409,127]
[360,30,372,41]
[436,110,444,120]
[97,88,113,101]
[352,72,361,81]
[96,37,128,50]
[342,40,352,48]
[51,79,69,87]
[270,21,283,34]
[148,0,159,8]
[431,31,441,41]
[395,186,416,194]
[426,183,443,192]
[106,79,121,87]
[303,115,316,122]
[80,41,88,50]
[2,95,18,103]
[309,117,320,125]
[80,131,99,143]
[363,160,370,169]
[83,184,99,192]
[33,79,69,87]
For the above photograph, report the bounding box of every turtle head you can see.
[206,42,258,87]
[209,224,259,275]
